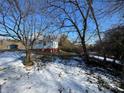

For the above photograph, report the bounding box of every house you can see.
[33,35,59,53]
[0,40,25,50]
[0,35,59,52]
[0,36,25,50]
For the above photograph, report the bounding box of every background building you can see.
[34,35,59,52]
[0,35,59,52]
[0,39,25,50]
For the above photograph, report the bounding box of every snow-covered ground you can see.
[90,55,120,64]
[0,52,123,93]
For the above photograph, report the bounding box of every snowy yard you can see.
[0,51,123,93]
[89,55,120,64]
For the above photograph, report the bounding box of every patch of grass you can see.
[59,50,80,59]
[97,76,110,90]
[41,55,54,62]
[59,50,76,55]
[0,67,7,71]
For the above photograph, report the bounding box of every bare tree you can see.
[86,0,107,61]
[103,0,124,17]
[0,0,49,65]
[45,0,91,63]
[96,0,124,23]
[94,0,124,60]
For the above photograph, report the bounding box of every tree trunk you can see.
[113,56,116,63]
[81,39,89,63]
[103,54,106,62]
[24,49,33,66]
[102,47,106,62]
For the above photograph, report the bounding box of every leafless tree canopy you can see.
[0,0,50,48]
[0,0,51,65]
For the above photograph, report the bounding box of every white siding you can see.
[34,41,58,49]
[52,41,58,48]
